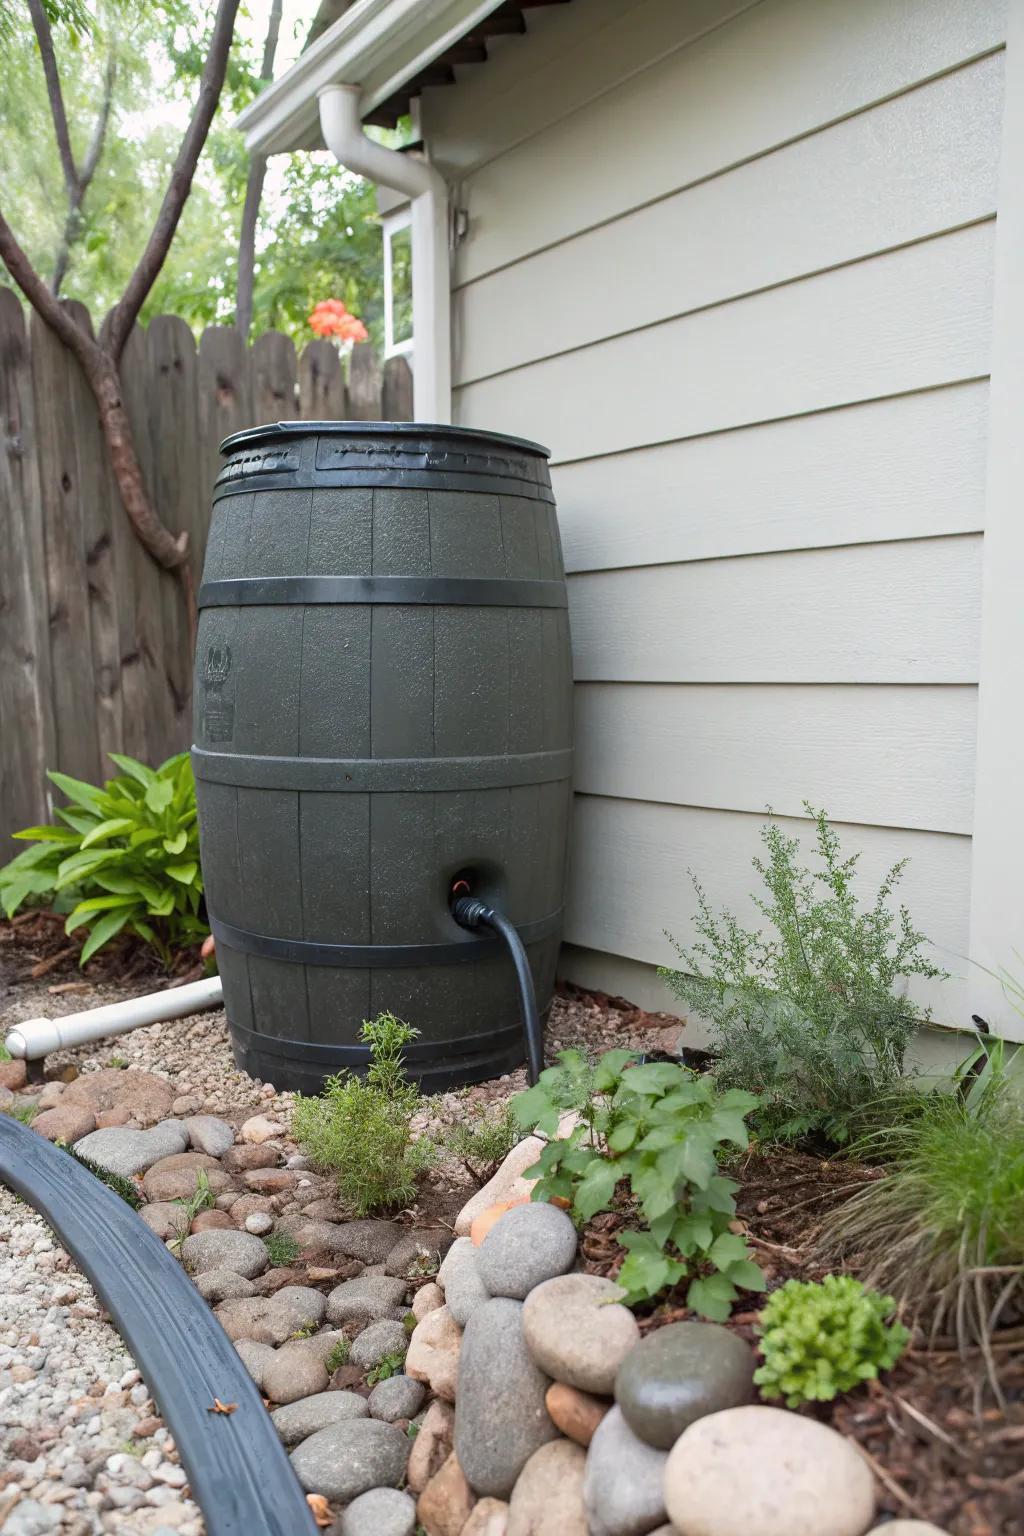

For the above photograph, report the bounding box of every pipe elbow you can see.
[317,84,443,202]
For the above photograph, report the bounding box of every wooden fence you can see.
[0,289,413,844]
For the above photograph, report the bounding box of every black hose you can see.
[0,1115,318,1536]
[451,896,544,1084]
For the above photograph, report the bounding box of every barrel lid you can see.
[220,420,551,460]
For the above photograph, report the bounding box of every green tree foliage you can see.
[754,1275,909,1407]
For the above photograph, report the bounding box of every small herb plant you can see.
[0,753,207,966]
[264,1230,301,1268]
[324,1339,350,1373]
[511,1048,764,1316]
[660,806,946,1144]
[366,1350,407,1386]
[442,1100,520,1184]
[292,1013,434,1217]
[754,1275,909,1407]
[171,1169,215,1237]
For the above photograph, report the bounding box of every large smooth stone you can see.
[463,1501,511,1536]
[341,1487,417,1536]
[263,1344,329,1405]
[290,1418,410,1501]
[406,1305,462,1403]
[416,1450,475,1536]
[235,1339,275,1391]
[664,1405,877,1536]
[142,1152,233,1202]
[195,1268,256,1303]
[270,1390,368,1446]
[327,1274,409,1326]
[31,1105,96,1144]
[73,1122,187,1177]
[455,1297,559,1497]
[185,1114,235,1157]
[615,1321,755,1449]
[438,1237,491,1326]
[180,1228,269,1279]
[865,1526,950,1536]
[507,1439,587,1536]
[350,1319,409,1369]
[64,1068,174,1126]
[582,1406,667,1536]
[545,1383,609,1448]
[368,1373,425,1422]
[476,1204,577,1300]
[407,1400,455,1494]
[523,1274,638,1395]
[385,1226,454,1278]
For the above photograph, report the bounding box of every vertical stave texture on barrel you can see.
[192,422,573,1092]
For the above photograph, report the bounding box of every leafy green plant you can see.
[170,1169,215,1241]
[366,1351,407,1386]
[1,1101,37,1126]
[660,806,946,1144]
[0,753,207,966]
[264,1230,301,1268]
[324,1338,350,1373]
[511,1048,764,1315]
[63,1146,143,1208]
[0,1041,11,1062]
[292,1013,435,1217]
[754,1275,908,1407]
[441,1100,520,1184]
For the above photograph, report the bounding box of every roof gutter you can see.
[318,83,451,423]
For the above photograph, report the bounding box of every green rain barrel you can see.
[192,422,573,1093]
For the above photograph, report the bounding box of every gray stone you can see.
[349,1319,409,1370]
[181,1228,269,1279]
[184,1115,235,1157]
[266,1285,327,1338]
[270,1390,368,1445]
[615,1320,755,1449]
[523,1273,638,1396]
[289,1418,410,1501]
[194,1268,256,1303]
[476,1203,577,1300]
[245,1212,273,1235]
[263,1342,329,1405]
[384,1226,454,1278]
[367,1373,425,1422]
[455,1296,559,1498]
[0,1497,63,1535]
[583,1406,668,1536]
[340,1486,417,1536]
[235,1339,275,1391]
[438,1237,491,1326]
[508,1438,588,1536]
[139,1201,190,1242]
[326,1274,409,1326]
[334,1219,405,1263]
[288,1329,348,1367]
[72,1122,187,1178]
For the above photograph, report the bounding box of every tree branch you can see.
[236,0,282,337]
[103,0,242,362]
[52,46,117,296]
[27,0,78,201]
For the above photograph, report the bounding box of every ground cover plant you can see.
[754,1274,908,1408]
[660,805,945,1144]
[292,1012,434,1216]
[512,1047,765,1315]
[0,752,206,966]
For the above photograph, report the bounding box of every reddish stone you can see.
[32,1105,96,1144]
[222,1142,283,1172]
[190,1209,235,1233]
[63,1068,174,1127]
[243,1167,299,1195]
[0,1060,28,1092]
[94,1105,133,1129]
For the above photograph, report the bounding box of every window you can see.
[383,208,413,358]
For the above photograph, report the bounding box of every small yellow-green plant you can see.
[264,1230,301,1267]
[754,1275,909,1407]
[293,1013,434,1216]
[324,1338,350,1373]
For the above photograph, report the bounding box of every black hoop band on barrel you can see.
[198,575,568,609]
[209,909,563,968]
[192,746,573,793]
[227,1017,526,1067]
[212,469,555,504]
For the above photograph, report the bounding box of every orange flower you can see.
[309,298,369,343]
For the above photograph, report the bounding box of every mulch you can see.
[0,910,203,993]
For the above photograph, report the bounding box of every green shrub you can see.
[754,1275,908,1407]
[441,1100,519,1184]
[292,1013,434,1217]
[0,753,206,966]
[324,1338,350,1373]
[511,1048,764,1315]
[366,1350,407,1386]
[264,1230,301,1268]
[660,806,946,1144]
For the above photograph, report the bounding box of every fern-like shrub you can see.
[292,1013,434,1216]
[754,1275,909,1407]
[660,806,945,1143]
[441,1100,519,1184]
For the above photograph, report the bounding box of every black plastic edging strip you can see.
[197,575,568,609]
[0,1116,318,1536]
[192,745,573,793]
[210,907,563,968]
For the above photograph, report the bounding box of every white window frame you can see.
[382,205,414,359]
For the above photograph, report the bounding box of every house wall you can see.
[422,0,1009,1042]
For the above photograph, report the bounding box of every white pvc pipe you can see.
[4,976,224,1061]
[318,83,451,424]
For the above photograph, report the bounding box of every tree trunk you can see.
[235,0,282,337]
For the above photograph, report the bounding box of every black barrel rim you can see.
[220,420,551,459]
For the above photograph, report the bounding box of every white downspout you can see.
[318,83,450,424]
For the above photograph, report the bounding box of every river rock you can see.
[582,1406,668,1536]
[463,1501,510,1536]
[664,1405,877,1536]
[263,1343,329,1405]
[476,1204,577,1300]
[416,1451,476,1536]
[240,1114,284,1143]
[406,1305,462,1402]
[327,1274,409,1326]
[180,1228,269,1279]
[385,1226,454,1277]
[195,1268,257,1303]
[223,1141,282,1172]
[508,1439,587,1536]
[865,1526,950,1536]
[289,1418,410,1501]
[369,1373,425,1421]
[0,1058,28,1091]
[267,1285,327,1336]
[438,1238,491,1325]
[615,1320,755,1449]
[350,1319,408,1370]
[413,1282,445,1320]
[455,1297,559,1497]
[335,1219,405,1263]
[524,1274,638,1394]
[407,1399,455,1493]
[140,1202,190,1242]
[142,1151,232,1202]
[246,1212,273,1235]
[31,1105,96,1143]
[454,1138,548,1236]
[545,1383,610,1447]
[243,1167,300,1195]
[64,1068,174,1126]
[341,1487,417,1536]
[73,1122,187,1177]
[190,1209,235,1233]
[235,1340,275,1391]
[270,1390,368,1446]
[184,1115,235,1157]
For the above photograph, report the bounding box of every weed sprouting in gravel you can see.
[264,1230,300,1268]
